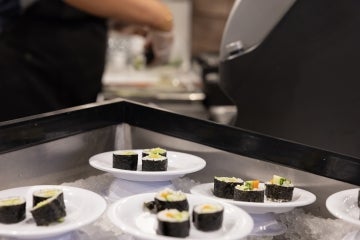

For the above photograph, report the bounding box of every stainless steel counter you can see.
[0,99,359,239]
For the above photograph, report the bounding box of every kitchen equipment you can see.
[219,0,360,158]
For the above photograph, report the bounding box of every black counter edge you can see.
[0,99,359,186]
[0,99,126,153]
[124,102,360,186]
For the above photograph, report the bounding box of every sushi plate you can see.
[342,231,360,240]
[190,183,316,214]
[0,185,106,239]
[326,188,360,227]
[89,150,206,182]
[107,192,254,240]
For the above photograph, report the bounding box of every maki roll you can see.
[234,180,265,202]
[142,153,168,171]
[33,189,65,209]
[142,147,167,157]
[154,188,189,212]
[213,176,243,199]
[192,203,224,232]
[157,209,190,238]
[113,150,138,170]
[144,188,189,213]
[265,175,294,202]
[31,192,66,226]
[0,196,26,224]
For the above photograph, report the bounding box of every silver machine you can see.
[219,0,360,158]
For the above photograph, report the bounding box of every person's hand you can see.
[108,22,174,66]
[146,30,174,65]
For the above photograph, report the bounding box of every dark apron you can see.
[0,0,107,121]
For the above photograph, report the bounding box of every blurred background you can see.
[101,0,236,124]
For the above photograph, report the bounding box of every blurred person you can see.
[111,22,174,66]
[0,0,173,121]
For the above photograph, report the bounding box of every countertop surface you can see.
[0,99,360,186]
[1,173,356,240]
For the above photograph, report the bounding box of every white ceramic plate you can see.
[0,185,106,239]
[343,231,360,240]
[89,150,206,182]
[190,183,316,214]
[326,188,360,227]
[107,192,254,240]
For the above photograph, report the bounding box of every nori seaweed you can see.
[33,191,65,209]
[31,194,66,226]
[265,184,294,202]
[0,201,26,224]
[234,188,264,202]
[113,153,138,170]
[157,218,190,238]
[192,209,223,231]
[141,151,149,158]
[142,158,168,171]
[143,201,157,213]
[213,178,242,199]
[154,198,189,212]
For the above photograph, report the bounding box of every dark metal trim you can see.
[0,99,359,185]
[0,100,125,153]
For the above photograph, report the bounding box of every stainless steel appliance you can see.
[219,0,360,158]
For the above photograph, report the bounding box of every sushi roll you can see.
[157,209,190,238]
[142,147,167,157]
[213,176,243,199]
[31,192,66,226]
[192,203,224,232]
[146,188,189,213]
[113,150,138,170]
[0,196,26,224]
[265,175,294,202]
[33,189,65,209]
[142,153,168,171]
[234,180,265,202]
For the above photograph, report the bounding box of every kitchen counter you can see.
[0,99,359,239]
[1,173,356,240]
[1,99,359,186]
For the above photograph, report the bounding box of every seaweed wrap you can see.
[145,188,189,213]
[265,175,294,202]
[31,193,66,226]
[234,180,265,202]
[142,147,167,157]
[213,176,243,199]
[113,150,138,170]
[157,209,190,238]
[142,153,168,171]
[33,189,65,209]
[192,203,224,232]
[0,197,26,224]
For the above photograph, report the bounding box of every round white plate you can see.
[0,185,106,239]
[89,150,206,182]
[107,192,254,240]
[343,231,360,240]
[326,188,360,227]
[190,183,316,214]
